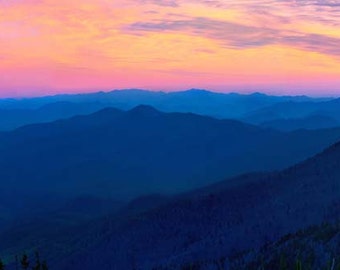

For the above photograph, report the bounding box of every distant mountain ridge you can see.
[260,114,339,131]
[0,101,108,131]
[0,89,325,110]
[0,89,333,130]
[243,98,340,124]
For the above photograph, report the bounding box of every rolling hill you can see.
[229,221,340,270]
[1,105,340,204]
[1,133,339,270]
[55,139,340,269]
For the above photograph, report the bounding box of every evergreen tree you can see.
[0,258,5,270]
[41,261,48,270]
[32,252,41,270]
[295,258,302,270]
[20,254,29,270]
[279,253,288,270]
[15,255,18,270]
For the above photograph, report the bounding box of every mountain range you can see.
[1,128,339,269]
[0,89,335,131]
[0,90,339,270]
[1,105,340,205]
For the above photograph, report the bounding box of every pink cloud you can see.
[0,0,339,97]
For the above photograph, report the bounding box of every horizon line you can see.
[1,87,339,100]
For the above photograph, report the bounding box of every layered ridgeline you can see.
[58,140,340,270]
[0,89,335,131]
[1,105,340,202]
[1,128,339,269]
[0,102,108,131]
[244,98,340,130]
[260,114,340,132]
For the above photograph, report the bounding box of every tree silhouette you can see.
[20,254,29,270]
[0,258,5,270]
[32,252,41,270]
[15,255,18,270]
[41,261,48,270]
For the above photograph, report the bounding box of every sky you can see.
[1,0,340,97]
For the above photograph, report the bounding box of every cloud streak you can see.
[124,16,340,56]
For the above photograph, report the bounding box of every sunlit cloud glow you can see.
[0,0,340,97]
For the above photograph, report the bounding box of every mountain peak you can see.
[250,92,268,97]
[128,105,161,116]
[183,88,211,94]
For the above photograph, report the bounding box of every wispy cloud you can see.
[0,0,340,95]
[124,17,276,47]
[137,0,179,7]
[124,16,340,56]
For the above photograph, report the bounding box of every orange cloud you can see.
[0,0,339,97]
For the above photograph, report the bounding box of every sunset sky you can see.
[1,0,340,97]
